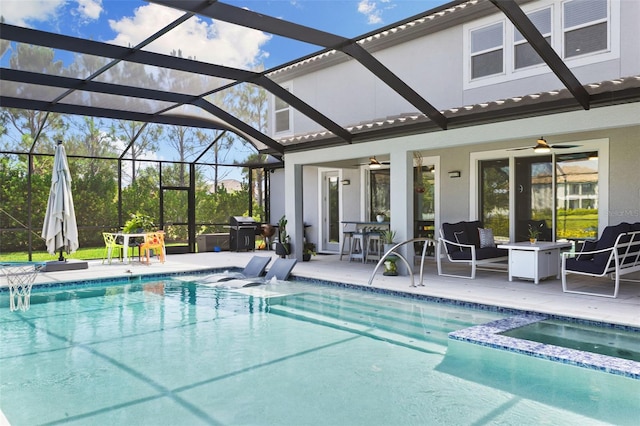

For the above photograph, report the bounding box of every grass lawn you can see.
[0,247,106,263]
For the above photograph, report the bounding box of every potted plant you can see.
[376,212,386,223]
[528,224,540,244]
[380,229,399,275]
[275,215,290,257]
[303,242,316,261]
[123,213,155,233]
[380,229,397,251]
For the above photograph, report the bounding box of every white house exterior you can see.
[266,0,640,262]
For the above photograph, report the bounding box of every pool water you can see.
[1,278,638,425]
[501,319,640,361]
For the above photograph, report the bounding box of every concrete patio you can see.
[10,251,640,328]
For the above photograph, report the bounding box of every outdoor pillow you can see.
[478,228,495,248]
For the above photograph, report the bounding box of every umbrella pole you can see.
[58,222,65,262]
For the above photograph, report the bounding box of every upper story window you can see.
[514,7,552,69]
[464,0,616,88]
[274,96,290,133]
[470,22,504,79]
[273,86,291,134]
[563,0,608,58]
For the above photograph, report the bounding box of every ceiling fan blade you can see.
[550,144,581,149]
[507,147,532,151]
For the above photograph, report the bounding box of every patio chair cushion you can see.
[565,222,631,274]
[593,222,630,266]
[449,246,506,261]
[442,222,469,253]
[464,220,482,248]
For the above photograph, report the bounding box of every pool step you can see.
[268,292,497,348]
[273,294,450,345]
[268,304,447,354]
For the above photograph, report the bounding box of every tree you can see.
[0,43,67,166]
[227,79,269,215]
[115,121,162,183]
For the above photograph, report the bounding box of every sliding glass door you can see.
[479,159,510,242]
[479,152,599,242]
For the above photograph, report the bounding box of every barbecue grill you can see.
[229,216,257,252]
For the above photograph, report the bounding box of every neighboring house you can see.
[266,0,640,260]
[219,179,243,193]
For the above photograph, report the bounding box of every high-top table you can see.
[497,241,572,284]
[340,221,389,262]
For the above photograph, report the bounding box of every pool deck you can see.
[7,251,639,328]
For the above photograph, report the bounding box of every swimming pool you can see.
[1,277,638,425]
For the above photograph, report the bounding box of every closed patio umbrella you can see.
[42,140,78,261]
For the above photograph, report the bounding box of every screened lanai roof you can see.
[2,0,640,162]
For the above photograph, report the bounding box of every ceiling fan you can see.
[509,137,581,153]
[355,156,390,168]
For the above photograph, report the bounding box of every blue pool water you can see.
[1,277,638,425]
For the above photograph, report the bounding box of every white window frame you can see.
[272,83,292,136]
[463,0,619,90]
[513,6,553,71]
[469,21,505,80]
[561,0,609,60]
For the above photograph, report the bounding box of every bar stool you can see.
[365,232,382,263]
[340,223,356,260]
[349,231,367,263]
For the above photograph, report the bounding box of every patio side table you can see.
[497,241,572,284]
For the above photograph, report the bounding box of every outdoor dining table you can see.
[113,232,146,264]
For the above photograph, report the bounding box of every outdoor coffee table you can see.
[497,241,572,284]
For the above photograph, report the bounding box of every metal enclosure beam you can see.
[489,0,590,110]
[150,0,448,130]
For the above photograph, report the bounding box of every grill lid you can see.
[230,216,257,227]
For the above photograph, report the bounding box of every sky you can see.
[0,0,451,70]
[0,0,450,180]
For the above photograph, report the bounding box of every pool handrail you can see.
[368,237,436,287]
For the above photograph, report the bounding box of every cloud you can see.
[0,0,64,26]
[77,0,103,20]
[107,4,270,70]
[0,0,101,27]
[357,0,383,25]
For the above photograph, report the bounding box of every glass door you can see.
[162,187,190,253]
[479,150,601,243]
[479,159,510,242]
[515,156,553,241]
[321,171,340,253]
[414,164,436,256]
